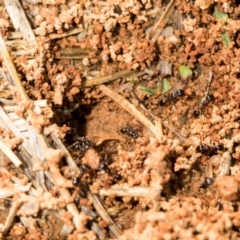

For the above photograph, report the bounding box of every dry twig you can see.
[3,0,36,45]
[3,199,22,235]
[48,28,85,41]
[50,132,79,172]
[0,35,29,100]
[99,84,162,142]
[83,70,133,87]
[150,0,175,42]
[0,105,33,155]
[99,186,162,199]
[84,184,122,238]
[0,138,22,167]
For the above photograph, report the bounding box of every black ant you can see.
[74,136,92,152]
[193,94,215,118]
[66,130,92,155]
[120,125,139,139]
[72,164,93,185]
[196,143,223,156]
[159,89,185,106]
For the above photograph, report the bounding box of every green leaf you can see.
[178,65,193,79]
[214,6,228,20]
[162,78,172,93]
[221,32,230,47]
[138,87,156,95]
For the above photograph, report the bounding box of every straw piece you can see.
[61,48,95,55]
[50,132,79,172]
[58,188,81,230]
[3,199,22,235]
[0,98,15,106]
[218,151,231,177]
[0,105,33,155]
[7,27,86,42]
[99,85,161,142]
[0,138,22,167]
[0,35,29,100]
[20,216,36,230]
[84,185,122,238]
[48,28,85,41]
[7,31,23,40]
[83,70,133,87]
[55,55,87,60]
[99,186,162,199]
[150,0,175,42]
[3,0,36,45]
[34,100,48,108]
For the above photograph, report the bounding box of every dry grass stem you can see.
[16,146,34,168]
[0,98,15,106]
[106,204,128,216]
[162,121,187,142]
[99,84,162,142]
[205,71,213,98]
[218,151,231,177]
[154,118,163,139]
[7,31,24,40]
[4,0,36,45]
[35,171,48,191]
[0,105,32,155]
[61,48,95,55]
[91,222,106,240]
[58,188,81,230]
[48,28,85,41]
[0,138,22,167]
[55,55,88,60]
[86,189,122,238]
[3,199,22,235]
[150,0,175,42]
[28,125,44,160]
[83,70,133,87]
[0,35,29,101]
[7,27,85,42]
[20,216,36,230]
[50,132,79,172]
[99,186,162,199]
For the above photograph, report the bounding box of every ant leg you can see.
[67,142,79,150]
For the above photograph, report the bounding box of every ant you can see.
[201,94,215,109]
[72,164,93,185]
[120,125,139,139]
[74,136,92,152]
[196,143,223,156]
[193,94,215,118]
[66,129,92,154]
[159,89,185,106]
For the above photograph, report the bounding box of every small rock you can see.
[82,149,100,170]
[214,176,239,201]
